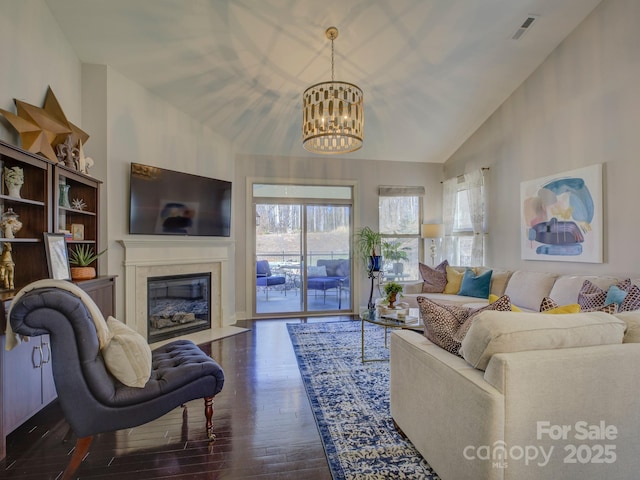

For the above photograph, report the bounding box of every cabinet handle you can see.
[42,342,51,364]
[32,346,43,368]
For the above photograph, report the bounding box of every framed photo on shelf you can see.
[43,233,71,280]
[71,223,85,241]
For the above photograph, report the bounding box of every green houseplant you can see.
[383,281,403,308]
[68,244,106,281]
[382,240,409,263]
[355,226,382,272]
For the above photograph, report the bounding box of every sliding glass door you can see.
[253,184,353,316]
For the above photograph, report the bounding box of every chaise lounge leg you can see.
[62,436,93,480]
[205,396,215,440]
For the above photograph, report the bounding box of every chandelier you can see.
[302,27,364,154]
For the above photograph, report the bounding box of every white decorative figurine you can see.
[4,166,24,198]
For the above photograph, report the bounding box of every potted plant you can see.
[355,226,382,272]
[383,281,403,308]
[68,244,106,281]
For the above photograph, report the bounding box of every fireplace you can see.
[147,273,211,343]
[119,238,235,343]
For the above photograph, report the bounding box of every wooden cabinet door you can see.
[2,336,46,433]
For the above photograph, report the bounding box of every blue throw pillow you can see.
[458,269,493,299]
[605,285,627,307]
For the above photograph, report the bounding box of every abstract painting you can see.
[521,164,603,263]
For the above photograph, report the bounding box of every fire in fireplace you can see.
[147,272,211,343]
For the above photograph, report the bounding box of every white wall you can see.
[0,0,82,141]
[86,65,235,320]
[444,0,640,277]
[1,1,235,321]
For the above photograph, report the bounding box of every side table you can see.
[359,308,423,363]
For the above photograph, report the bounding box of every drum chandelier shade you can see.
[302,27,364,154]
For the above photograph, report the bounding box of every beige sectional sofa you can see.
[402,267,639,311]
[390,269,640,479]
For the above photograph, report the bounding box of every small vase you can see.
[59,184,71,208]
[388,292,397,309]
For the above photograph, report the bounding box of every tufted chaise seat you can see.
[9,284,224,480]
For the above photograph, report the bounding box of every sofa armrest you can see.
[484,344,640,479]
[390,330,504,480]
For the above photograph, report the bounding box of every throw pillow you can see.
[605,285,628,307]
[101,316,152,388]
[419,260,448,293]
[417,296,470,355]
[453,294,513,344]
[489,293,522,312]
[578,279,631,311]
[458,268,493,299]
[443,265,465,294]
[539,297,581,314]
[307,265,327,277]
[620,284,640,312]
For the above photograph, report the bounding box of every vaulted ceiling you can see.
[45,0,601,163]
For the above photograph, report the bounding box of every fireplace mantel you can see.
[118,238,235,342]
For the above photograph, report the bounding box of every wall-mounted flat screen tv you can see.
[129,163,231,237]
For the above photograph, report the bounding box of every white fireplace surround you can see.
[119,239,235,341]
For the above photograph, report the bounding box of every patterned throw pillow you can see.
[419,260,448,293]
[453,295,513,344]
[578,279,631,311]
[417,296,470,354]
[539,297,581,314]
[489,294,522,312]
[546,295,617,314]
[620,284,640,312]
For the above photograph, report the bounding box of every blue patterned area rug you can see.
[287,321,440,480]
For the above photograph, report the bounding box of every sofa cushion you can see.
[419,260,448,293]
[417,296,470,355]
[578,278,631,311]
[488,270,513,297]
[458,268,492,299]
[443,265,465,294]
[614,311,640,342]
[453,295,513,344]
[460,311,626,370]
[548,275,620,306]
[504,271,558,311]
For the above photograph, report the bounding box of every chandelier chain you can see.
[331,36,335,82]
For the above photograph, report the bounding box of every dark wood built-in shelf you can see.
[0,139,108,461]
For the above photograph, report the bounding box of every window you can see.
[443,170,486,266]
[378,186,424,282]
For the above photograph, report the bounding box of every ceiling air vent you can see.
[512,15,539,40]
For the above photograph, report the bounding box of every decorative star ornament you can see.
[0,107,60,161]
[43,86,89,146]
[0,86,89,162]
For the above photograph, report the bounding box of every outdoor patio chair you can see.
[256,260,286,300]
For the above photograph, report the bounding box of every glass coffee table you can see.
[359,308,423,363]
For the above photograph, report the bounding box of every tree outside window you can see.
[378,195,421,282]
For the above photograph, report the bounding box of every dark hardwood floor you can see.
[1,317,354,479]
